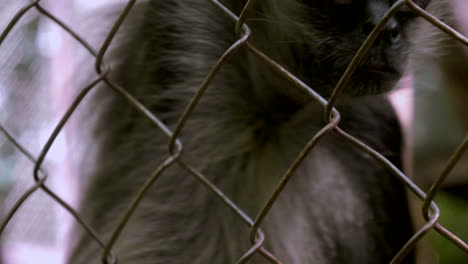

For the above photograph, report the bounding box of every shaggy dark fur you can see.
[68,0,446,263]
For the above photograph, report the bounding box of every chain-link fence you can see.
[1,0,468,263]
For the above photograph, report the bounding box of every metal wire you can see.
[0,0,467,263]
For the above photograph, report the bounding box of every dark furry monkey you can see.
[68,0,438,263]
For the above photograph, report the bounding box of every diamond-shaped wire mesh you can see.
[0,0,467,263]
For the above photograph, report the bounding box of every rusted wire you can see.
[0,0,467,263]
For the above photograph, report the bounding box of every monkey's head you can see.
[277,0,430,96]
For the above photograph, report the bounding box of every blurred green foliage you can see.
[431,191,468,264]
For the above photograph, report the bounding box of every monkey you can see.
[66,0,441,263]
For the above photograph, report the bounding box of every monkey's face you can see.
[298,0,429,96]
